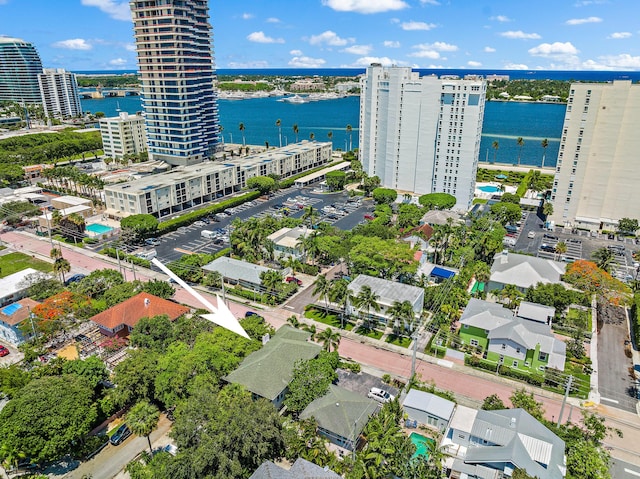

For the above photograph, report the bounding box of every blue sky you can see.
[0,0,639,71]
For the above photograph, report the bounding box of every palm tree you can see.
[346,124,353,151]
[387,300,415,335]
[126,400,160,453]
[281,256,302,276]
[555,241,568,261]
[53,257,70,283]
[327,131,333,143]
[50,246,62,261]
[287,315,300,328]
[238,122,246,146]
[540,138,549,168]
[301,205,318,229]
[275,118,282,147]
[492,140,499,164]
[516,136,525,166]
[293,123,299,143]
[317,327,340,352]
[329,278,350,329]
[592,247,615,272]
[497,284,523,309]
[309,132,315,141]
[355,285,380,330]
[219,124,224,144]
[260,269,284,296]
[542,201,554,218]
[312,274,332,314]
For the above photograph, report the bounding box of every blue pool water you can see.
[86,223,114,234]
[478,185,501,193]
[410,432,435,459]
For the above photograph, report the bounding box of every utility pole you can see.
[115,247,122,275]
[131,258,137,281]
[557,375,573,426]
[408,331,418,391]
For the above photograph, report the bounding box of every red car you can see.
[286,276,303,286]
[0,345,9,357]
[364,214,374,220]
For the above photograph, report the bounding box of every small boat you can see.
[281,94,307,104]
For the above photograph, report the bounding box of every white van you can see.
[201,230,215,239]
[135,249,157,260]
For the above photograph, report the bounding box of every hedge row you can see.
[157,190,262,233]
[516,170,533,197]
[632,293,640,345]
[100,247,151,269]
[299,263,320,276]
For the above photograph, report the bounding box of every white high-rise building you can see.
[0,37,43,105]
[99,112,147,160]
[550,81,640,232]
[359,65,486,210]
[38,68,82,119]
[130,0,219,166]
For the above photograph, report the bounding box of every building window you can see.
[512,360,518,367]
[501,343,506,350]
[539,352,548,361]
[470,339,478,347]
[516,347,521,354]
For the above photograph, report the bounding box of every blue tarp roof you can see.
[430,267,455,279]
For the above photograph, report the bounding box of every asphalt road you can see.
[597,321,637,412]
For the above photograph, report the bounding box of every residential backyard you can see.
[0,252,52,277]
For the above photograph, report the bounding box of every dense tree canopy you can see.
[284,351,339,414]
[618,217,638,234]
[418,193,456,210]
[349,235,418,280]
[0,201,40,226]
[325,170,346,191]
[120,214,159,244]
[246,176,277,195]
[372,187,398,205]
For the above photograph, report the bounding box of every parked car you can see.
[245,311,260,318]
[145,237,161,246]
[64,273,86,286]
[193,220,206,227]
[364,214,374,220]
[0,345,9,357]
[110,424,131,445]
[286,276,303,286]
[368,387,395,403]
[527,231,536,239]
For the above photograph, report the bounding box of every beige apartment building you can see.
[104,141,331,218]
[99,112,147,159]
[550,81,640,231]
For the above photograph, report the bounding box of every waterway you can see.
[80,95,565,168]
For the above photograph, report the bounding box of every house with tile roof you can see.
[489,251,566,293]
[442,406,566,479]
[89,292,189,337]
[0,298,39,345]
[224,325,321,409]
[459,299,566,373]
[249,457,341,479]
[300,384,379,452]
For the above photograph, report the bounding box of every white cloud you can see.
[342,44,373,55]
[503,62,529,70]
[226,60,270,69]
[428,41,458,52]
[309,30,353,46]
[322,0,409,14]
[409,49,439,59]
[52,38,92,50]
[247,31,285,44]
[241,13,254,20]
[574,0,608,5]
[490,15,511,22]
[109,58,127,66]
[383,40,401,48]
[289,49,303,56]
[528,41,579,57]
[352,56,400,67]
[420,0,440,4]
[288,55,326,68]
[566,16,602,25]
[500,30,541,40]
[124,43,136,52]
[400,21,437,31]
[409,41,457,58]
[80,0,130,21]
[266,17,281,23]
[588,53,640,69]
[468,60,482,67]
[608,32,632,39]
[484,46,496,53]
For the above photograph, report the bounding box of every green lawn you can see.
[305,306,354,330]
[472,198,488,205]
[565,307,592,331]
[355,326,383,340]
[385,334,412,348]
[0,252,52,277]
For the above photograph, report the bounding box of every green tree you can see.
[0,201,40,226]
[0,164,25,186]
[346,124,353,151]
[354,285,381,330]
[113,349,159,406]
[387,300,415,335]
[516,136,525,165]
[127,400,160,453]
[591,247,615,273]
[349,235,418,280]
[312,274,332,314]
[238,122,246,146]
[317,327,340,352]
[509,388,545,421]
[542,201,554,218]
[247,176,277,195]
[540,138,549,168]
[130,315,175,352]
[22,272,64,301]
[362,174,381,196]
[481,394,506,410]
[492,140,499,164]
[120,214,159,245]
[329,278,351,328]
[61,356,108,390]
[418,192,456,210]
[275,118,282,147]
[372,187,398,205]
[618,217,638,235]
[325,170,346,191]
[0,375,97,463]
[260,270,284,296]
[71,268,125,299]
[293,123,299,143]
[142,279,175,299]
[284,351,338,414]
[501,192,521,204]
[490,201,522,225]
[52,257,70,283]
[0,365,31,399]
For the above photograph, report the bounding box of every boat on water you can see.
[279,94,308,104]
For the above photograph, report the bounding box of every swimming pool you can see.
[409,432,435,459]
[86,223,114,234]
[478,185,501,193]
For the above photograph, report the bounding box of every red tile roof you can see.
[90,292,189,331]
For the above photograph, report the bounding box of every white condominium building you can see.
[104,141,331,218]
[99,112,147,159]
[0,37,43,105]
[359,65,486,210]
[130,0,219,166]
[550,81,640,231]
[38,68,82,119]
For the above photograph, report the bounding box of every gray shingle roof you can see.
[224,325,321,400]
[348,274,424,309]
[249,458,341,479]
[403,389,455,421]
[300,385,379,441]
[490,252,566,289]
[517,301,556,324]
[203,257,274,285]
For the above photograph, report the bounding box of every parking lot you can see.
[138,187,374,264]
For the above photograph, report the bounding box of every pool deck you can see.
[474,181,517,200]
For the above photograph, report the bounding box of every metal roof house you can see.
[402,389,455,432]
[300,384,379,452]
[489,251,566,293]
[347,274,424,324]
[442,406,566,479]
[224,325,321,410]
[249,458,341,479]
[203,256,275,290]
[266,226,310,260]
[0,268,42,307]
[516,301,556,326]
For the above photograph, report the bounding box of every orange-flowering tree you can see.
[564,260,630,305]
[31,291,91,338]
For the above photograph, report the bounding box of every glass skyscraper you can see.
[0,37,43,105]
[130,0,219,166]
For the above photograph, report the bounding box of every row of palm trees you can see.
[312,274,417,335]
[230,121,354,149]
[40,165,105,205]
[490,137,549,166]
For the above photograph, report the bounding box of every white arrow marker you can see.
[151,257,250,339]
